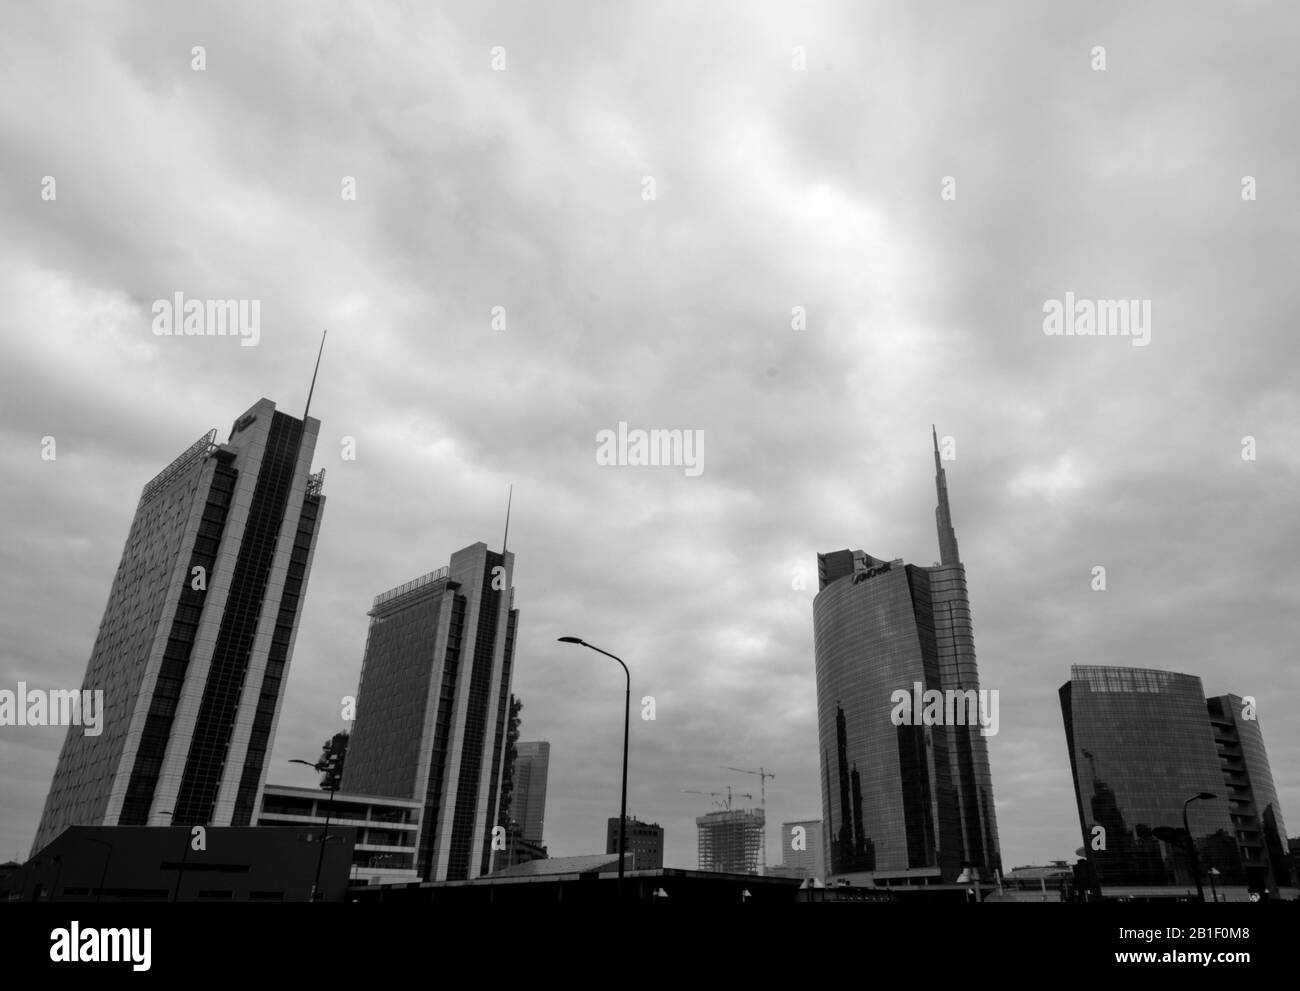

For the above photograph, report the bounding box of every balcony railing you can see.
[372,566,451,609]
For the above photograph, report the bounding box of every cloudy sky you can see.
[2,1,1297,871]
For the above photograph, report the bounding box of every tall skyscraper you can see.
[341,542,518,882]
[811,429,1001,886]
[512,741,550,845]
[1060,665,1249,898]
[32,398,325,853]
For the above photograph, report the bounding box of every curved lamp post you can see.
[1182,792,1217,903]
[558,636,630,902]
[290,757,339,902]
[158,810,191,902]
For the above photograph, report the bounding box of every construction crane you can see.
[722,765,775,871]
[681,787,752,811]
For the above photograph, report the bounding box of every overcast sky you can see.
[2,1,1297,871]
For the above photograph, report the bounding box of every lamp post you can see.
[85,838,113,903]
[1207,867,1220,903]
[291,757,339,902]
[157,810,191,902]
[557,636,630,902]
[1182,792,1217,903]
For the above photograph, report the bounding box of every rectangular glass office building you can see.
[342,542,518,882]
[33,399,325,853]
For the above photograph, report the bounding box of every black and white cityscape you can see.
[1,0,1297,973]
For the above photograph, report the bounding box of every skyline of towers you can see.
[812,430,1001,886]
[18,408,1294,895]
[32,398,325,853]
[341,542,519,882]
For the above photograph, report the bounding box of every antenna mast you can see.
[304,329,327,420]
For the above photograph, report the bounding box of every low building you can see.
[4,825,355,902]
[491,834,548,873]
[994,863,1073,902]
[258,783,421,886]
[351,863,802,905]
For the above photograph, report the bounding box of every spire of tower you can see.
[501,483,513,555]
[304,329,327,420]
[933,425,961,566]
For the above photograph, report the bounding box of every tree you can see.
[498,697,522,826]
[319,731,349,791]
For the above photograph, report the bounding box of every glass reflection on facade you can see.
[812,431,1001,885]
[1060,665,1245,895]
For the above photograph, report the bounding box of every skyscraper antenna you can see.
[304,329,327,420]
[502,483,513,554]
[932,425,961,566]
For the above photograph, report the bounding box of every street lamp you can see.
[1207,867,1221,903]
[157,810,192,902]
[1182,792,1217,903]
[291,755,341,903]
[557,636,630,902]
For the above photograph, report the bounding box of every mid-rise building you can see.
[32,398,325,853]
[1060,665,1249,899]
[696,809,764,874]
[781,818,825,880]
[1206,694,1292,894]
[607,816,664,870]
[341,542,518,882]
[812,429,1001,887]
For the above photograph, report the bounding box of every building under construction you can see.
[696,808,765,875]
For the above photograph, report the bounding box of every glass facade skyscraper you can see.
[512,741,549,845]
[341,542,518,882]
[32,398,325,853]
[1060,665,1249,897]
[812,430,1001,886]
